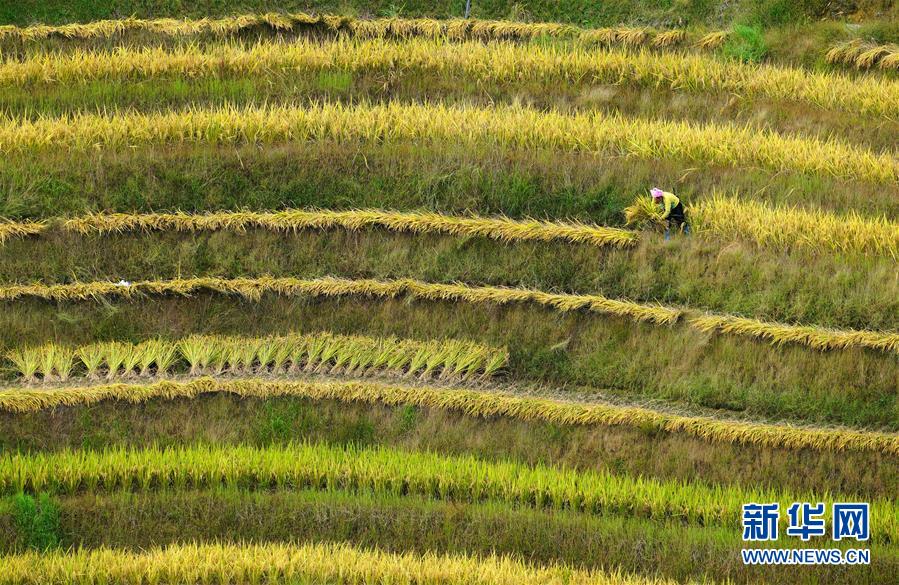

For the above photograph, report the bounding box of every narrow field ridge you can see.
[58,208,637,247]
[0,540,680,585]
[1,276,897,354]
[1,102,894,184]
[3,440,897,541]
[3,199,897,257]
[3,37,896,117]
[1,377,895,455]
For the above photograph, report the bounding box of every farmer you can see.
[651,187,690,240]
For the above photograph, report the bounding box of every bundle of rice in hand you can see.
[624,195,666,230]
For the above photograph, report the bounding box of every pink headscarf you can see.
[650,188,664,198]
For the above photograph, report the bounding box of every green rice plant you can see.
[340,337,372,376]
[315,336,344,374]
[270,338,296,374]
[420,340,458,379]
[0,540,673,585]
[1,276,894,355]
[0,101,893,182]
[51,347,74,382]
[286,336,310,373]
[405,344,432,378]
[0,377,894,456]
[0,440,895,542]
[135,339,178,377]
[481,351,509,380]
[382,340,416,376]
[120,343,142,379]
[5,347,41,383]
[326,337,355,374]
[36,345,57,383]
[251,336,276,373]
[218,337,256,374]
[75,343,105,379]
[177,335,216,376]
[99,341,131,380]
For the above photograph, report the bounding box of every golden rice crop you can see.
[0,275,683,324]
[59,208,637,248]
[3,333,508,383]
[692,195,899,258]
[0,11,723,55]
[0,541,678,585]
[0,377,895,456]
[0,219,45,244]
[696,31,730,50]
[0,275,895,354]
[827,40,899,70]
[623,197,666,230]
[5,440,897,541]
[0,102,893,183]
[2,37,896,118]
[687,314,899,353]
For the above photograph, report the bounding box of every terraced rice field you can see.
[0,3,896,584]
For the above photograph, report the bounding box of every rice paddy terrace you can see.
[0,2,897,584]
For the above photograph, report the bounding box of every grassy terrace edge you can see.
[0,540,676,585]
[3,440,897,543]
[1,102,895,185]
[3,36,897,119]
[1,276,896,355]
[3,490,894,585]
[1,377,895,456]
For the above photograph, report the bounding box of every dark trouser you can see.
[665,203,690,238]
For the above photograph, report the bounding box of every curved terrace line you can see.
[0,276,896,354]
[1,377,895,456]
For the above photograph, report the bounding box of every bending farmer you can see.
[651,188,690,240]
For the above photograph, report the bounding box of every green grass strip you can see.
[1,439,896,543]
[0,540,681,585]
[0,377,895,456]
[1,276,897,355]
[0,101,894,184]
